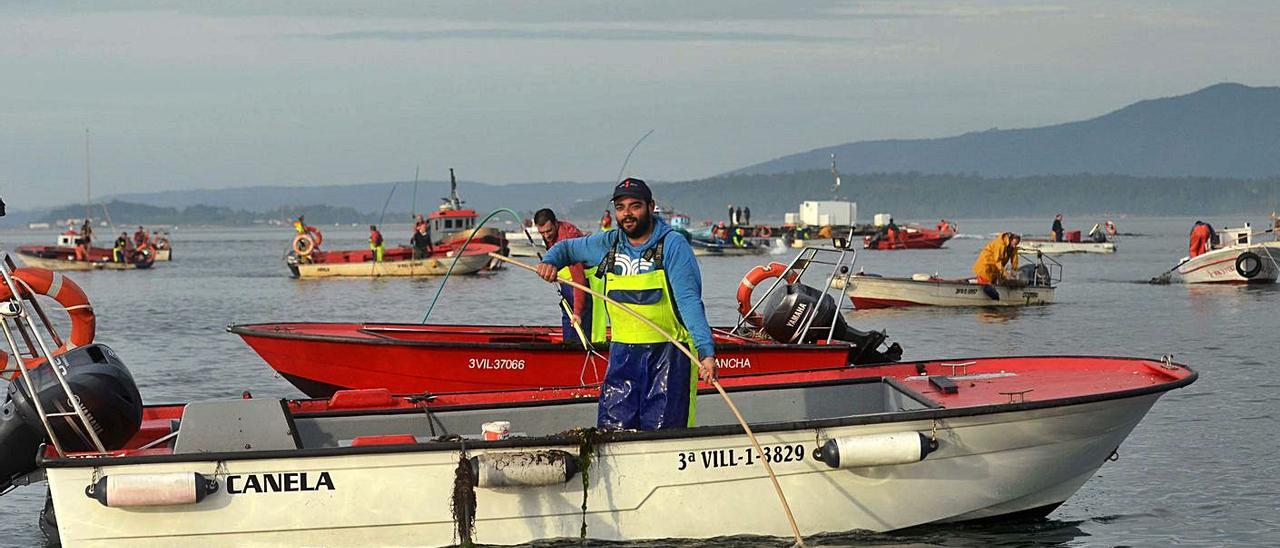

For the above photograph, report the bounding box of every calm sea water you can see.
[1,216,1276,547]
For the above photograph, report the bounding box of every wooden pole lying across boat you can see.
[489,252,806,547]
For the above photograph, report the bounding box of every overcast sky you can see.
[2,0,1277,207]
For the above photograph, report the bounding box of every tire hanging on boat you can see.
[0,268,96,380]
[1235,251,1263,278]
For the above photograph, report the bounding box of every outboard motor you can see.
[760,283,902,364]
[0,344,143,493]
[1015,263,1051,286]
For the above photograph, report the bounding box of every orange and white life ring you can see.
[0,268,96,380]
[1104,220,1117,237]
[736,261,797,326]
[292,233,317,257]
[754,225,773,238]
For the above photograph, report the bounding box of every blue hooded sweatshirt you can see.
[541,217,715,359]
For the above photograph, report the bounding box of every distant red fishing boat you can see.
[285,242,498,278]
[863,224,955,250]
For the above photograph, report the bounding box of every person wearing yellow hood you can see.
[972,233,1022,296]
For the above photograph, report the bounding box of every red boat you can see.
[236,247,904,396]
[864,224,955,250]
[230,322,893,397]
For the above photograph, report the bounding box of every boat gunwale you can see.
[226,322,859,352]
[37,357,1197,468]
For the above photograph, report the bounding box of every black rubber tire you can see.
[1235,251,1263,278]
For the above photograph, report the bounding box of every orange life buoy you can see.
[292,233,317,257]
[0,268,96,380]
[755,225,772,238]
[736,261,796,326]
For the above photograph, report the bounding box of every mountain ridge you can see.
[731,83,1280,178]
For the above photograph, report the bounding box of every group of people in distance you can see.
[74,220,163,263]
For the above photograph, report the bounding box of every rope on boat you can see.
[490,252,807,547]
[421,208,523,322]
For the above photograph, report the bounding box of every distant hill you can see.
[732,83,1280,179]
[104,179,614,217]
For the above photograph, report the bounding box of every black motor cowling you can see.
[1015,263,1051,286]
[760,283,903,364]
[1,344,143,493]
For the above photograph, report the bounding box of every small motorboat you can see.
[1177,224,1280,284]
[15,243,156,271]
[1018,239,1116,254]
[863,224,955,250]
[236,246,904,396]
[0,254,1197,546]
[6,350,1196,545]
[285,242,497,278]
[689,238,769,256]
[839,253,1060,309]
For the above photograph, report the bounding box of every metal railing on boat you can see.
[730,241,859,344]
[0,255,108,459]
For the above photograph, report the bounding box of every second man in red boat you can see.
[533,208,593,345]
[537,178,717,432]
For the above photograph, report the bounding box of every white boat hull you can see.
[1018,240,1115,254]
[842,275,1054,308]
[1177,242,1280,284]
[15,253,148,271]
[46,394,1159,546]
[291,253,491,278]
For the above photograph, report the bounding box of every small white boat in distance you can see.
[1177,224,1280,284]
[1018,240,1116,254]
[838,253,1060,308]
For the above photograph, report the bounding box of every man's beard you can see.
[619,209,653,239]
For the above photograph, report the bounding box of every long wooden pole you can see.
[489,252,805,546]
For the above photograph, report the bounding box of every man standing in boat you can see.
[368,225,384,262]
[532,208,592,345]
[537,178,717,431]
[112,232,129,263]
[1051,214,1065,242]
[410,222,433,260]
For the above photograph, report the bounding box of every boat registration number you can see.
[954,287,978,295]
[676,444,807,471]
[468,358,526,370]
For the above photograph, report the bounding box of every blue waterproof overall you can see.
[595,237,698,430]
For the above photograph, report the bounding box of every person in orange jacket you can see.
[972,232,1022,285]
[1188,221,1212,258]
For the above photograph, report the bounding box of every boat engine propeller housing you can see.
[759,282,902,364]
[0,344,143,493]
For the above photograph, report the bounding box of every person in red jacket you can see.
[534,208,591,344]
[1188,221,1212,258]
[368,225,385,262]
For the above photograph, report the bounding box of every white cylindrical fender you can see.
[813,432,937,469]
[86,472,219,507]
[470,450,578,488]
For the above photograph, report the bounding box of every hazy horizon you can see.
[3,1,1279,207]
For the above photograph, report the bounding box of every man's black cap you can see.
[612,178,652,203]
